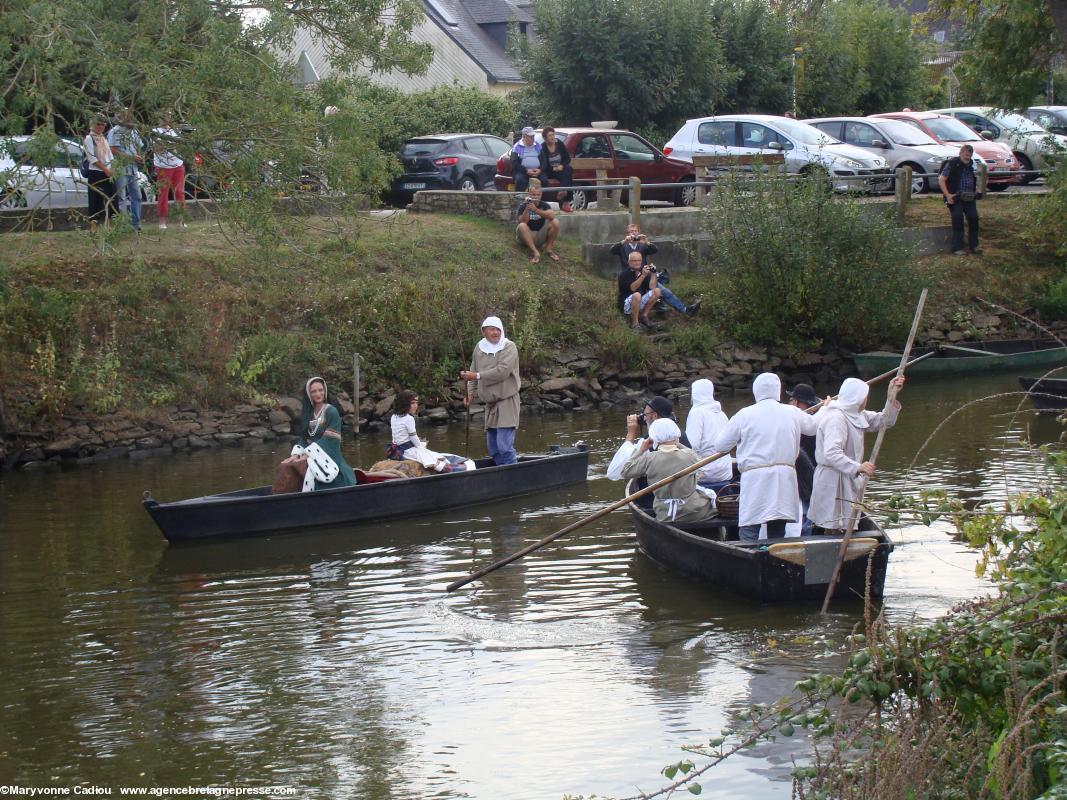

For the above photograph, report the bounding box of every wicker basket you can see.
[715,483,740,519]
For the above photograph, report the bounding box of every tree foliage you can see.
[521,0,735,133]
[710,0,792,115]
[927,0,1067,108]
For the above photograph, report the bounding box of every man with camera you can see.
[610,224,658,271]
[515,178,560,263]
[605,396,693,480]
[938,144,981,256]
[617,250,700,330]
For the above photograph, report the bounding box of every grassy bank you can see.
[0,194,1061,429]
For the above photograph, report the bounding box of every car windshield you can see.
[992,111,1045,133]
[401,139,447,157]
[879,119,938,146]
[773,119,841,145]
[923,117,982,142]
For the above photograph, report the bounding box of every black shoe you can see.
[686,299,702,317]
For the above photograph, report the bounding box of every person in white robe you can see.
[685,379,732,492]
[808,376,904,532]
[712,373,818,542]
[617,418,715,524]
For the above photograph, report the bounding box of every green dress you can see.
[303,404,357,490]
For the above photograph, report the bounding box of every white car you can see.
[0,135,154,210]
[931,106,1067,183]
[663,114,892,192]
[805,116,960,193]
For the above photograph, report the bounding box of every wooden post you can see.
[569,157,616,210]
[628,176,641,227]
[895,166,912,220]
[977,159,989,195]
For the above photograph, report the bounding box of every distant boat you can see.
[145,446,589,542]
[854,339,1067,377]
[1019,376,1067,411]
[626,480,892,603]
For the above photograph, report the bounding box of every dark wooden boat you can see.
[1019,376,1067,411]
[854,339,1067,378]
[626,480,893,603]
[145,445,589,542]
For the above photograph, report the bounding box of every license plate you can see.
[403,182,427,190]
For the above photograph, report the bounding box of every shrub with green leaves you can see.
[701,171,924,350]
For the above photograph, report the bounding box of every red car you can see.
[494,127,697,210]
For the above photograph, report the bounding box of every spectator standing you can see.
[938,144,981,256]
[510,126,542,193]
[610,223,658,270]
[83,115,116,232]
[106,109,144,232]
[515,179,560,263]
[617,250,700,330]
[460,316,521,466]
[539,125,573,212]
[153,115,187,230]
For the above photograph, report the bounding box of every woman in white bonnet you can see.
[808,375,905,532]
[459,316,521,465]
[618,417,715,524]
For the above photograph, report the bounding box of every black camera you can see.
[647,263,658,273]
[635,412,647,426]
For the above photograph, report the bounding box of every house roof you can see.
[424,0,527,84]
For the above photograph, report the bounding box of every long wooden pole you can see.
[446,349,932,594]
[821,288,928,613]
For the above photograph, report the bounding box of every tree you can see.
[927,0,1067,107]
[0,0,432,209]
[710,0,792,114]
[521,0,735,134]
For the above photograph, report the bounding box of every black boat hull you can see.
[628,488,892,603]
[1019,376,1067,411]
[145,447,589,541]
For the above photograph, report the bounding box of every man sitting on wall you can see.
[510,126,543,193]
[515,179,560,264]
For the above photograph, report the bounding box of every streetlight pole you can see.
[792,47,803,117]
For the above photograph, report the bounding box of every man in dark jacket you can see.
[609,224,658,270]
[938,144,981,256]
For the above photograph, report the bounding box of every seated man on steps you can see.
[617,250,700,330]
[515,179,560,263]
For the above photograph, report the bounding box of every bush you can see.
[700,171,924,350]
[1031,273,1067,320]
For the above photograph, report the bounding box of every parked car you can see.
[1024,106,1067,137]
[870,111,1020,191]
[391,134,511,203]
[0,135,154,210]
[931,106,1067,183]
[804,116,959,194]
[493,127,698,210]
[662,115,892,192]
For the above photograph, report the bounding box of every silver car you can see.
[663,114,892,192]
[932,106,1067,182]
[805,117,959,193]
[1025,106,1067,137]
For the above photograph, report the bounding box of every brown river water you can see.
[0,373,1062,798]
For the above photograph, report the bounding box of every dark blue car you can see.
[391,133,511,203]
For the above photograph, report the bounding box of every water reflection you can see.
[0,372,1056,798]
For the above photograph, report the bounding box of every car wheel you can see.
[1015,153,1034,185]
[458,174,478,192]
[900,163,927,194]
[570,187,595,210]
[0,188,27,209]
[987,182,1009,192]
[800,164,832,192]
[673,177,697,207]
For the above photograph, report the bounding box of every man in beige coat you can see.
[460,316,521,465]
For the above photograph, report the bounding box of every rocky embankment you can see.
[1,309,1058,472]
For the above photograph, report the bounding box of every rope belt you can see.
[739,461,795,473]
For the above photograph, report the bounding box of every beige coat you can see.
[808,403,899,530]
[468,341,521,429]
[619,444,714,524]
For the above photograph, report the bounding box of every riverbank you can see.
[1,195,1063,470]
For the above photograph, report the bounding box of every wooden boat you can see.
[854,339,1067,378]
[145,445,589,542]
[626,480,892,603]
[1019,376,1067,411]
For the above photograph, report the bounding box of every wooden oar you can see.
[939,343,1004,358]
[446,349,933,594]
[821,288,928,613]
[445,449,732,592]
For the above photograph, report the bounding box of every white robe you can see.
[808,404,899,530]
[713,397,817,527]
[685,379,733,485]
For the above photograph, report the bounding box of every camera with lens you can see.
[647,263,659,274]
[635,412,647,426]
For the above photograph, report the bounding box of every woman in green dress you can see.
[280,376,357,490]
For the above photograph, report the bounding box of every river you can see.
[0,373,1061,799]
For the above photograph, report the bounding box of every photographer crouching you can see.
[515,178,560,264]
[617,250,700,331]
